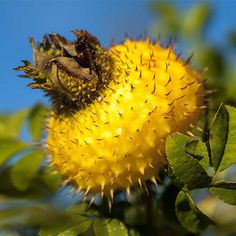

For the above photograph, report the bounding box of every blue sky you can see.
[1,0,236,112]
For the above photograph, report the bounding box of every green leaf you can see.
[0,140,29,166]
[40,215,91,236]
[175,191,214,233]
[124,204,146,226]
[210,187,236,205]
[166,133,212,189]
[150,2,180,37]
[40,165,62,193]
[218,105,236,172]
[10,150,46,191]
[0,109,28,140]
[182,4,211,39]
[93,219,128,236]
[28,104,48,141]
[210,180,236,189]
[209,104,229,172]
[185,139,209,172]
[40,204,95,236]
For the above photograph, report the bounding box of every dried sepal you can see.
[15,30,114,114]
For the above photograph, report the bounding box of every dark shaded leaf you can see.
[124,204,147,226]
[10,150,46,191]
[28,104,48,141]
[0,140,29,166]
[175,191,214,233]
[161,184,179,222]
[166,133,212,189]
[209,104,229,172]
[93,219,128,236]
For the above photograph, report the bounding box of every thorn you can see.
[183,53,194,66]
[138,178,142,187]
[143,183,149,196]
[127,164,131,171]
[157,149,162,156]
[165,62,170,71]
[101,181,105,195]
[108,199,112,213]
[152,72,156,80]
[186,131,196,138]
[111,37,116,46]
[156,32,161,44]
[150,177,157,186]
[165,90,172,96]
[125,70,129,76]
[88,196,95,207]
[199,105,208,109]
[110,189,114,202]
[124,32,129,39]
[126,187,131,201]
[82,194,87,202]
[176,52,182,61]
[127,176,132,184]
[140,54,143,65]
[139,70,142,78]
[151,83,156,94]
[205,89,216,95]
[149,163,154,168]
[167,48,171,59]
[29,37,36,49]
[139,166,145,175]
[164,76,172,86]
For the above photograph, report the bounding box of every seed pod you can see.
[16,31,204,200]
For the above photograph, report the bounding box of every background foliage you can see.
[1,1,236,235]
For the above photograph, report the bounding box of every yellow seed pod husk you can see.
[46,38,204,198]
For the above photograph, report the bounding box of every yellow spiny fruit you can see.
[47,40,203,197]
[16,31,204,199]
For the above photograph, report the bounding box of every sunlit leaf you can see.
[40,204,96,236]
[93,219,128,236]
[0,140,29,166]
[128,229,140,236]
[0,202,56,228]
[40,215,91,236]
[210,187,236,205]
[218,105,236,172]
[0,109,28,140]
[10,150,46,191]
[28,104,48,141]
[175,191,214,233]
[166,133,212,189]
[209,104,229,172]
